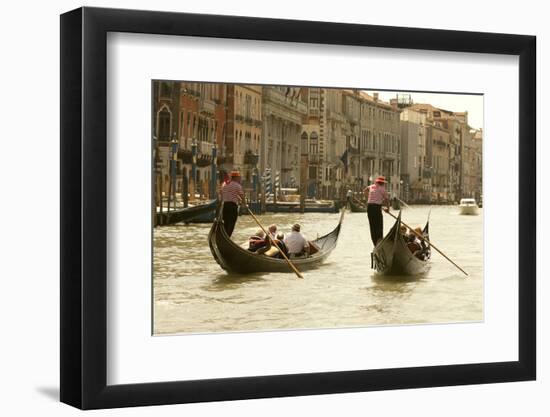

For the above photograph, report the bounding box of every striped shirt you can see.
[365,183,389,205]
[221,180,244,203]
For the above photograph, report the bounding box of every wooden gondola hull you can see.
[348,198,367,213]
[209,210,344,274]
[156,200,218,225]
[372,212,430,276]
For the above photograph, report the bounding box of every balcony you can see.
[309,108,320,117]
[244,150,259,166]
[308,154,321,164]
[196,154,213,167]
[327,110,345,122]
[263,88,307,116]
[199,99,216,115]
[362,148,377,158]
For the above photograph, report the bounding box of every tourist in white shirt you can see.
[284,224,309,257]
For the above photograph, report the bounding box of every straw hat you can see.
[375,176,387,184]
[230,170,241,177]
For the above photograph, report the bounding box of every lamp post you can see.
[191,138,198,191]
[153,135,160,226]
[167,133,179,213]
[211,142,217,200]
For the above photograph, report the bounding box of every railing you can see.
[263,89,307,115]
[362,148,377,158]
[308,154,321,164]
[244,150,259,165]
[198,141,215,155]
[199,99,216,115]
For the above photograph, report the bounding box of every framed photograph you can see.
[60,6,536,409]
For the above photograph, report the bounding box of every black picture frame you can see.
[60,6,536,410]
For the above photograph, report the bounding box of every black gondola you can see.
[371,211,431,275]
[156,199,217,225]
[208,208,345,274]
[348,198,367,213]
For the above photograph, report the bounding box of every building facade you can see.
[225,85,262,189]
[400,107,429,202]
[260,86,307,191]
[153,81,481,206]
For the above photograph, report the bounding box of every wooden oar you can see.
[395,197,412,209]
[241,200,304,279]
[384,210,469,277]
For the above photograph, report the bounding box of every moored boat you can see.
[458,198,479,215]
[208,207,345,274]
[156,199,218,225]
[265,200,338,213]
[371,211,431,275]
[348,198,367,213]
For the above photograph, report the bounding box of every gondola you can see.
[371,211,431,275]
[156,199,218,225]
[348,198,367,213]
[208,207,345,274]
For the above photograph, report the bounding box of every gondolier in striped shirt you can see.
[363,176,390,246]
[220,171,245,237]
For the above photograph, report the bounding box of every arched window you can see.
[157,107,171,141]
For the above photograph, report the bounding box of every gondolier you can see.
[220,171,245,237]
[363,176,390,245]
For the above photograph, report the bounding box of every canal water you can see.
[153,205,483,335]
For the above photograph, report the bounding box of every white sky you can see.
[363,90,484,130]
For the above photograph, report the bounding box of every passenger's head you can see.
[399,225,407,235]
[268,224,277,234]
[276,233,285,240]
[414,227,423,237]
[292,223,301,232]
[255,229,265,238]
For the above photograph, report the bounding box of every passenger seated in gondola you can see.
[405,226,429,260]
[413,227,430,260]
[248,229,268,253]
[268,224,278,239]
[284,224,310,258]
[263,233,290,258]
[274,233,289,258]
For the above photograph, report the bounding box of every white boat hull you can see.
[459,205,479,215]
